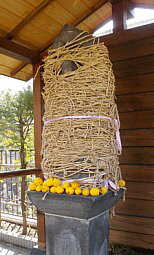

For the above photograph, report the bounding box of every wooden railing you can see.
[0,168,42,235]
[0,168,42,179]
[0,149,35,172]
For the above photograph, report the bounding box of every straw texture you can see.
[41,33,122,188]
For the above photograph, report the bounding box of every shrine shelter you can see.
[0,0,154,251]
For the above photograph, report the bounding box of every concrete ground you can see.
[0,241,31,255]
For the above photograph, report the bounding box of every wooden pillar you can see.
[33,62,46,249]
[125,0,135,19]
[112,0,133,32]
[33,63,43,173]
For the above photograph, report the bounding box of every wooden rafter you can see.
[10,0,109,77]
[40,2,110,52]
[5,0,55,40]
[10,63,28,76]
[0,36,39,63]
[73,0,109,27]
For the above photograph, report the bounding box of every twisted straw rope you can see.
[41,34,122,188]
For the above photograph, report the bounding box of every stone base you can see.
[30,248,46,255]
[28,190,123,255]
[27,190,123,219]
[45,211,109,255]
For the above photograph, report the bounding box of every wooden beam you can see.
[100,22,154,46]
[111,0,127,32]
[0,36,39,63]
[73,0,109,27]
[0,168,42,179]
[5,0,55,40]
[10,63,28,76]
[33,63,46,249]
[111,0,135,31]
[26,74,33,81]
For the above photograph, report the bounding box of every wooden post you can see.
[21,176,27,235]
[111,0,128,32]
[33,63,43,172]
[125,0,135,19]
[33,62,46,249]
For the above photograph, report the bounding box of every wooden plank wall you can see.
[107,36,154,250]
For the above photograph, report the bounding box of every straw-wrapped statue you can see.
[41,24,123,192]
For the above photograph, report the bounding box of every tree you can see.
[0,86,34,235]
[0,86,34,169]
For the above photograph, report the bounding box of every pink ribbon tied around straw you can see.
[44,115,122,151]
[104,178,118,190]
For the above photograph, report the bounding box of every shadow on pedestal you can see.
[30,247,46,255]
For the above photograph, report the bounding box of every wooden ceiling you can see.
[0,0,154,81]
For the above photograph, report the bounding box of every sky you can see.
[0,75,33,94]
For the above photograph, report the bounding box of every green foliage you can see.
[0,86,34,168]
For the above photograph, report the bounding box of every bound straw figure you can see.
[41,25,122,190]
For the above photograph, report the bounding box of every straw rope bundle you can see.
[42,33,122,188]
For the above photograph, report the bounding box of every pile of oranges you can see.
[28,177,126,197]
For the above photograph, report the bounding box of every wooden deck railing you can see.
[0,168,42,179]
[0,168,43,236]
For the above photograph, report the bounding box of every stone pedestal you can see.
[28,190,123,255]
[45,211,109,255]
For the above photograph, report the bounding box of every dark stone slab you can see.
[30,248,46,255]
[45,211,109,255]
[28,189,123,255]
[27,189,123,219]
